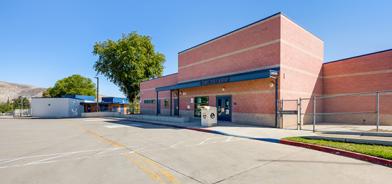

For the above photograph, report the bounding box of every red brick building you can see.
[140,12,392,128]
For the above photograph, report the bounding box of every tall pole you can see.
[94,77,99,112]
[20,96,23,117]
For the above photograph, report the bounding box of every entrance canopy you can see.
[156,67,280,92]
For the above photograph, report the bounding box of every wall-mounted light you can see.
[269,81,275,88]
[222,86,225,91]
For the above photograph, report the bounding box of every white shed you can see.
[31,98,83,118]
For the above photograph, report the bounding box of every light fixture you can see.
[222,86,225,91]
[269,81,275,88]
[269,70,279,79]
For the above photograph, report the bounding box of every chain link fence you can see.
[12,109,32,118]
[279,90,392,133]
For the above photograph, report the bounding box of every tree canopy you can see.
[92,32,165,102]
[0,97,30,113]
[43,74,96,97]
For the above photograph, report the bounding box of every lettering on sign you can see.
[201,77,229,86]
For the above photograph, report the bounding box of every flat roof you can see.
[141,72,178,83]
[178,12,322,54]
[178,12,282,54]
[324,48,392,65]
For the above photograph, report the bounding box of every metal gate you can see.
[278,99,300,129]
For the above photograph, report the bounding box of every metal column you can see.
[170,90,172,116]
[156,91,159,116]
[297,98,301,130]
[376,92,380,132]
[177,89,180,117]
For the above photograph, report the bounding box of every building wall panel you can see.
[322,50,392,125]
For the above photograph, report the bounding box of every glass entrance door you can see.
[157,99,161,114]
[173,99,179,116]
[216,96,232,121]
[194,96,209,117]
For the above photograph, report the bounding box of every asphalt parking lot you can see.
[0,118,391,184]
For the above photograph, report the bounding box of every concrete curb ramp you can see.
[280,139,392,168]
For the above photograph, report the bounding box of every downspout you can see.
[274,77,279,128]
[177,89,180,117]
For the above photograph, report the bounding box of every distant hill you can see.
[0,81,46,103]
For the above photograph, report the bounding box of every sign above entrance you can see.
[155,67,280,92]
[201,77,229,86]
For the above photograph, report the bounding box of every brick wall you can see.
[179,79,276,126]
[322,50,392,125]
[140,73,178,114]
[279,15,324,128]
[138,12,391,127]
[178,14,281,83]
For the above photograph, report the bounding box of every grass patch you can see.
[283,137,392,160]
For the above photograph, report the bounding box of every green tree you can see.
[43,74,96,97]
[0,102,13,113]
[92,32,165,111]
[42,88,51,97]
[12,96,30,109]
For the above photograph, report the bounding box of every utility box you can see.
[201,106,217,127]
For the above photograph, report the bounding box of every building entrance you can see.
[216,96,232,121]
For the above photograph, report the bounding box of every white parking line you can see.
[105,125,128,128]
[0,148,113,164]
[169,141,185,148]
[83,119,106,122]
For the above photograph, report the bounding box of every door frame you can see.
[216,95,232,122]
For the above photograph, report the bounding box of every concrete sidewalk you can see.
[123,116,392,146]
[122,117,316,142]
[301,124,392,146]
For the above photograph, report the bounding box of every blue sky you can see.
[0,0,391,97]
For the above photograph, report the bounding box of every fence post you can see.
[297,98,300,130]
[313,96,316,132]
[299,98,302,130]
[376,91,380,132]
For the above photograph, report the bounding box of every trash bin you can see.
[201,106,217,127]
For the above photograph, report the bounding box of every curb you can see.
[280,139,392,168]
[305,136,392,146]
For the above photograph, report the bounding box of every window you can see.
[164,99,169,107]
[144,99,155,104]
[194,96,209,117]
